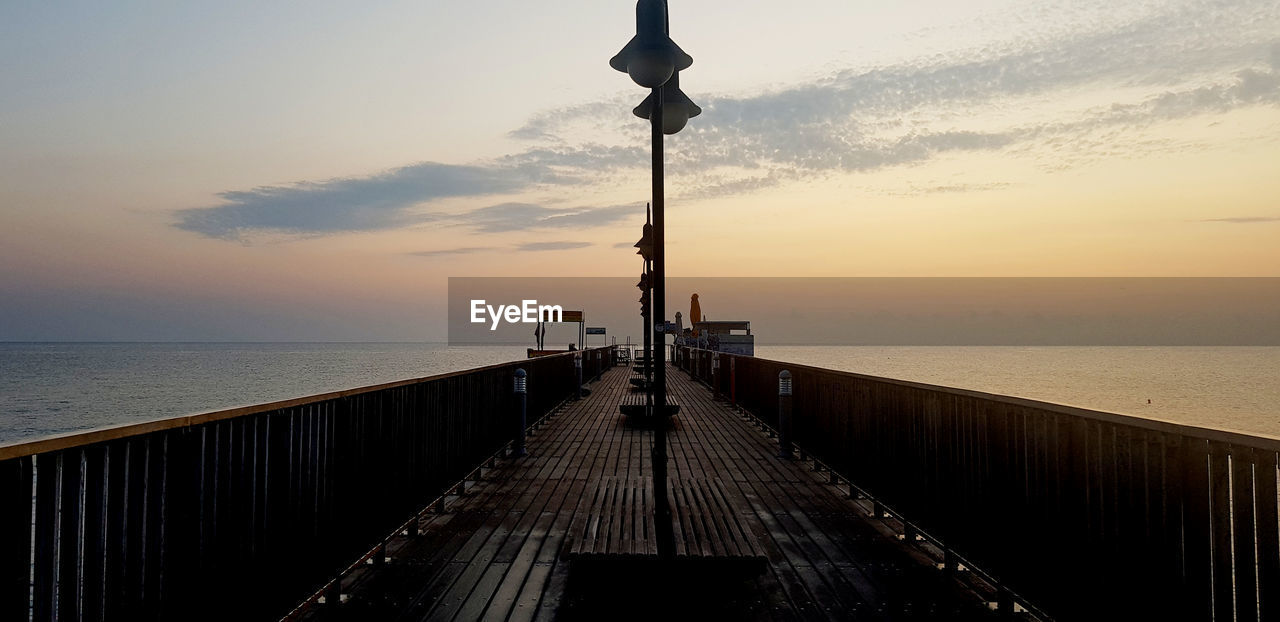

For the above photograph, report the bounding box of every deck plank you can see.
[300,364,993,621]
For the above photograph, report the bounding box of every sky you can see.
[1,0,1278,341]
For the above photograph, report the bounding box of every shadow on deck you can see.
[299,365,1000,621]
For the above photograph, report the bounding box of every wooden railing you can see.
[0,347,611,622]
[679,346,1280,621]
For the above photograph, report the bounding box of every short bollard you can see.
[514,369,528,457]
[574,353,583,400]
[711,354,720,400]
[778,370,793,459]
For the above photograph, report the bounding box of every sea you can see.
[1,343,1277,445]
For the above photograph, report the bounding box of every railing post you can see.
[729,357,736,406]
[778,370,793,459]
[996,587,1014,618]
[324,582,342,609]
[514,369,528,457]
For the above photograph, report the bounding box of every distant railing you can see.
[0,347,611,622]
[679,346,1280,621]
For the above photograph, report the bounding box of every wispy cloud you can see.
[438,202,642,233]
[1202,216,1280,223]
[516,241,593,252]
[410,246,498,257]
[176,1,1280,240]
[175,162,545,239]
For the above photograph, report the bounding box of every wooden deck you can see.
[301,365,996,621]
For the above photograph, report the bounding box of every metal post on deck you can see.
[711,353,720,400]
[651,86,674,559]
[514,369,528,457]
[574,352,583,401]
[778,370,793,459]
[611,0,700,562]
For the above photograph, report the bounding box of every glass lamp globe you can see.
[627,46,675,89]
[661,104,689,134]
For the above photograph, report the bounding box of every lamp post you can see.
[611,0,699,560]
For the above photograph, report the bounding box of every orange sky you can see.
[1,1,1278,340]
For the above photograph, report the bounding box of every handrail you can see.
[679,345,1280,621]
[0,346,613,621]
[706,352,1280,450]
[0,350,596,461]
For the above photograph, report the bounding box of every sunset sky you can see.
[2,0,1278,341]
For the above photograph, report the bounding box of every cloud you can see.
[876,182,1015,197]
[440,202,641,233]
[1202,216,1280,223]
[515,241,592,252]
[657,6,1280,179]
[174,162,544,239]
[612,241,636,249]
[177,0,1280,240]
[411,246,498,257]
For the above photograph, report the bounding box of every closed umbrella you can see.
[689,294,701,337]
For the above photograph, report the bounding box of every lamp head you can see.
[634,222,653,259]
[609,0,693,88]
[632,72,701,134]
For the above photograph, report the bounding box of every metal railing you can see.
[679,346,1280,621]
[0,347,610,621]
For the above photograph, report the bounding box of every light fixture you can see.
[609,0,692,88]
[632,72,701,135]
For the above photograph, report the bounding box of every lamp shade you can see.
[634,222,653,259]
[632,72,701,134]
[609,0,693,88]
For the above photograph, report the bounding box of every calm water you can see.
[0,343,527,443]
[2,343,1278,444]
[757,345,1280,437]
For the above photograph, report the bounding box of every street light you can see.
[611,0,697,561]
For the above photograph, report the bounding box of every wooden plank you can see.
[643,476,657,556]
[301,364,999,622]
[671,365,979,617]
[341,368,608,620]
[621,478,636,556]
[668,373,876,616]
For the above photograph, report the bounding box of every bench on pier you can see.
[668,478,765,562]
[569,477,765,564]
[618,391,679,417]
[570,477,658,557]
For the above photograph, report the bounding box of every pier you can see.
[2,347,1278,621]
